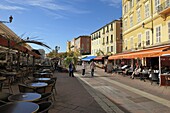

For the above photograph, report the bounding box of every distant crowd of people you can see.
[67,60,96,77]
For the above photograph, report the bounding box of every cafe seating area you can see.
[112,64,162,85]
[0,66,56,113]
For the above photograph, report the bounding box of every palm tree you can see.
[15,39,51,49]
[14,39,51,71]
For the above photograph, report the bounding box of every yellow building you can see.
[108,0,170,68]
[91,19,122,56]
[122,0,170,52]
[66,41,71,53]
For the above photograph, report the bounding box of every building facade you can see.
[122,0,170,52]
[74,35,91,55]
[66,41,71,53]
[91,19,122,56]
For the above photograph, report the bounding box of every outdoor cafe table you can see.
[0,77,6,81]
[8,93,41,102]
[27,82,48,88]
[0,101,39,113]
[139,71,149,81]
[0,71,19,77]
[33,72,52,78]
[35,78,51,81]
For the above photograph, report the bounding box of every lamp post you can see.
[55,46,60,54]
[55,46,60,65]
[0,15,13,23]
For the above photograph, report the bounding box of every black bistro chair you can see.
[18,84,35,93]
[0,100,7,106]
[37,101,53,113]
[0,92,12,102]
[34,93,53,104]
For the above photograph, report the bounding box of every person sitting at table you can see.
[130,64,142,79]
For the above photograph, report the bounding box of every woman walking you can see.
[82,61,86,76]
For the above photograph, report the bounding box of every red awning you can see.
[0,36,39,58]
[108,46,170,60]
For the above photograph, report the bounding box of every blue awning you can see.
[81,56,96,61]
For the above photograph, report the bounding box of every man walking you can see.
[69,62,74,77]
[90,60,95,77]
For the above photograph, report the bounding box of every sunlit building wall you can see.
[74,36,91,55]
[66,41,71,53]
[91,19,122,56]
[122,0,170,52]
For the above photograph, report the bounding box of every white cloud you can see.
[5,0,89,13]
[101,0,121,7]
[0,4,25,10]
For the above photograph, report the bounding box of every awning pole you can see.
[159,56,161,86]
[159,56,161,74]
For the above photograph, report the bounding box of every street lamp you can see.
[55,46,60,54]
[0,15,13,23]
[142,23,153,31]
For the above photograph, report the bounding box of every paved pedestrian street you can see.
[75,65,170,113]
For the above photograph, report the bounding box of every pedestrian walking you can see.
[82,61,86,76]
[55,61,58,70]
[90,60,96,77]
[69,62,74,77]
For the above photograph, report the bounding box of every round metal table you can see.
[27,82,48,88]
[0,102,39,113]
[35,78,51,81]
[8,93,41,102]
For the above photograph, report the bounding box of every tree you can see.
[96,49,104,56]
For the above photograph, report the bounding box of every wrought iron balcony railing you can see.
[157,0,170,13]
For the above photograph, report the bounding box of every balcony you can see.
[157,0,170,19]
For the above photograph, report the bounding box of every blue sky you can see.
[0,0,122,53]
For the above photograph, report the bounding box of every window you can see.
[124,4,127,14]
[136,0,140,4]
[124,19,127,30]
[106,36,109,44]
[137,8,141,23]
[107,47,109,52]
[106,25,109,33]
[102,37,105,45]
[146,31,150,45]
[124,40,128,50]
[130,0,134,8]
[110,35,113,43]
[103,27,105,34]
[145,2,150,18]
[130,37,133,49]
[111,46,113,52]
[96,33,98,39]
[110,23,113,31]
[156,26,161,43]
[138,34,142,47]
[130,15,133,27]
[155,0,160,11]
[168,22,170,40]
